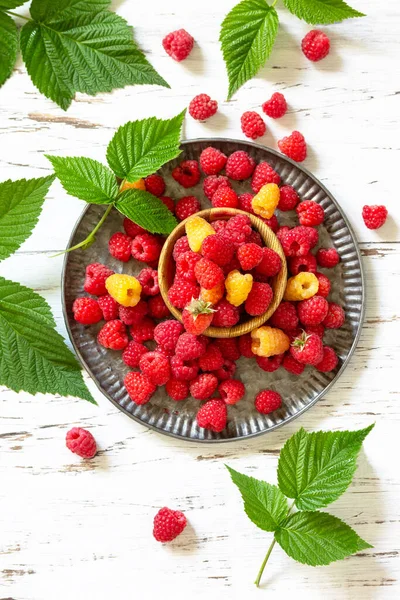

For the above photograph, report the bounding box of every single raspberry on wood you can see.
[138,268,159,296]
[154,320,184,351]
[225,150,256,180]
[176,251,202,282]
[97,294,119,321]
[166,378,189,401]
[73,297,103,325]
[172,160,201,188]
[315,346,338,372]
[282,353,305,375]
[119,300,148,326]
[98,320,128,350]
[196,398,227,432]
[189,94,218,121]
[170,356,199,381]
[211,186,239,209]
[241,111,266,139]
[362,205,388,230]
[190,373,218,400]
[322,302,345,329]
[130,317,156,343]
[175,196,201,221]
[245,282,273,316]
[199,147,227,175]
[316,247,340,268]
[139,351,170,386]
[203,175,231,200]
[290,331,323,365]
[131,233,162,263]
[256,354,284,373]
[298,295,329,326]
[219,379,245,405]
[255,390,282,414]
[84,263,114,296]
[237,243,263,271]
[144,174,166,197]
[66,427,97,459]
[162,28,194,61]
[168,278,200,309]
[251,162,280,193]
[123,218,146,238]
[215,338,241,362]
[270,301,299,331]
[124,371,156,405]
[278,185,299,211]
[262,92,287,119]
[302,30,330,62]
[201,233,235,267]
[278,131,307,162]
[297,200,324,226]
[148,295,170,319]
[108,232,132,262]
[153,507,187,542]
[198,344,224,371]
[122,340,148,368]
[175,332,207,361]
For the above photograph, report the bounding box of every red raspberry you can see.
[215,359,236,381]
[225,214,252,246]
[255,390,282,414]
[241,111,266,140]
[362,205,388,230]
[238,334,254,358]
[98,320,128,350]
[124,371,156,405]
[66,427,97,459]
[278,185,299,211]
[302,30,330,62]
[175,196,201,221]
[154,320,184,351]
[315,272,331,298]
[108,232,132,262]
[256,354,284,373]
[281,227,311,257]
[176,251,201,282]
[245,282,273,316]
[201,233,234,267]
[194,258,224,290]
[166,378,189,401]
[173,236,190,261]
[163,28,194,61]
[212,220,228,234]
[225,151,256,180]
[316,247,340,268]
[215,338,241,362]
[219,379,245,405]
[298,295,329,326]
[72,297,103,325]
[237,243,263,271]
[153,507,187,542]
[119,300,148,326]
[190,373,218,400]
[172,160,201,188]
[316,346,338,372]
[170,356,199,381]
[203,175,231,200]
[148,295,170,319]
[160,196,175,214]
[97,294,119,321]
[238,193,255,214]
[122,340,148,368]
[262,92,287,119]
[223,255,242,276]
[277,225,290,244]
[144,174,165,197]
[278,131,307,162]
[189,94,218,121]
[168,278,200,309]
[261,215,279,233]
[286,327,303,342]
[288,253,317,275]
[323,302,345,329]
[211,186,238,209]
[282,353,305,375]
[255,247,282,277]
[130,317,156,343]
[305,324,325,338]
[123,218,146,238]
[182,298,215,335]
[199,147,227,175]
[175,332,207,361]
[131,233,162,263]
[290,331,323,365]
[247,230,263,246]
[139,351,170,386]
[198,344,224,371]
[297,225,319,249]
[138,268,159,296]
[251,162,281,193]
[84,263,114,296]
[297,200,324,226]
[196,398,227,432]
[213,299,240,327]
[270,301,299,330]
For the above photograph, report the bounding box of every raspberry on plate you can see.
[203,175,231,200]
[278,185,299,211]
[137,268,159,296]
[252,183,280,219]
[175,332,207,361]
[170,356,199,381]
[278,131,307,162]
[245,282,273,316]
[166,378,189,401]
[154,320,184,351]
[238,192,255,214]
[282,353,305,375]
[159,196,175,214]
[123,218,146,238]
[215,358,237,381]
[290,331,323,365]
[201,233,234,267]
[124,371,156,405]
[362,205,388,230]
[237,243,264,271]
[281,227,312,257]
[189,94,218,121]
[190,373,218,400]
[198,344,224,371]
[199,146,227,175]
[302,30,330,62]
[196,398,227,432]
[106,274,142,307]
[119,300,148,326]
[297,200,324,226]
[241,111,266,140]
[316,247,340,268]
[251,162,281,193]
[97,294,119,321]
[262,92,287,119]
[175,196,201,221]
[255,390,282,414]
[66,427,97,459]
[130,316,156,343]
[122,340,148,368]
[315,272,331,297]
[225,150,256,180]
[84,262,114,296]
[139,351,170,386]
[263,214,279,233]
[288,253,317,276]
[108,232,132,262]
[238,334,254,358]
[182,298,215,335]
[323,302,345,329]
[270,301,299,331]
[131,233,162,263]
[213,298,240,328]
[284,272,319,301]
[144,174,166,197]
[219,379,245,405]
[305,324,325,339]
[172,160,201,188]
[256,354,284,373]
[168,278,200,309]
[153,507,187,542]
[72,297,103,325]
[98,320,128,350]
[214,338,240,363]
[162,28,194,61]
[211,186,239,208]
[298,295,329,325]
[315,346,339,372]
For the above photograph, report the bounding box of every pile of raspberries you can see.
[72,146,346,434]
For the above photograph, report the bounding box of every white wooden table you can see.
[1,1,399,597]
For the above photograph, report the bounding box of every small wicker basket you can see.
[158,208,287,338]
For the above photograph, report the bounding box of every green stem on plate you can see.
[4,10,31,21]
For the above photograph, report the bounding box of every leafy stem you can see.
[52,203,113,257]
[3,10,31,21]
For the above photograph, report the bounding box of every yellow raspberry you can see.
[105,274,142,307]
[252,183,280,219]
[251,326,290,357]
[185,216,215,252]
[119,178,146,192]
[284,272,319,301]
[225,270,253,307]
[200,281,225,305]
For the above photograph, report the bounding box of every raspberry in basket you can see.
[241,111,266,140]
[237,243,263,271]
[255,247,282,277]
[144,174,165,197]
[130,317,156,343]
[262,92,287,119]
[182,298,215,335]
[176,250,201,282]
[298,295,329,326]
[316,247,340,268]
[189,94,218,121]
[139,351,170,386]
[84,263,114,296]
[198,344,224,371]
[190,373,218,400]
[278,131,307,162]
[284,272,319,301]
[172,160,201,188]
[72,297,103,325]
[225,214,252,245]
[270,301,299,330]
[290,331,323,365]
[186,216,215,252]
[212,299,240,328]
[201,233,235,267]
[175,196,201,222]
[131,233,162,263]
[122,340,148,368]
[137,268,159,296]
[200,281,225,305]
[66,427,97,459]
[166,378,189,402]
[255,390,282,415]
[162,28,194,61]
[123,218,146,238]
[196,398,227,432]
[226,270,253,307]
[323,302,345,329]
[175,332,207,361]
[245,282,273,316]
[225,150,256,180]
[302,30,330,62]
[119,300,148,326]
[251,162,280,193]
[170,356,199,381]
[212,186,239,209]
[256,354,284,373]
[362,205,388,230]
[315,346,338,372]
[105,274,142,307]
[168,278,200,309]
[262,215,279,233]
[252,183,280,219]
[219,379,245,405]
[251,326,290,357]
[288,253,317,276]
[97,295,119,321]
[98,320,128,350]
[124,371,156,405]
[153,507,187,542]
[108,232,132,262]
[203,175,231,200]
[297,200,324,227]
[154,320,184,351]
[173,236,190,261]
[199,147,227,175]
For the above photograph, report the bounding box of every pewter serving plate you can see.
[62,139,364,443]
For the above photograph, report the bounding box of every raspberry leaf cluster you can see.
[220,0,365,99]
[0,177,94,403]
[0,0,168,108]
[227,424,374,586]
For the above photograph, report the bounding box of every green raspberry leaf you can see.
[0,11,18,87]
[19,0,168,111]
[106,111,185,182]
[115,189,178,235]
[220,0,279,100]
[283,0,365,25]
[277,425,374,511]
[0,277,95,403]
[0,175,55,261]
[275,511,372,566]
[0,1,26,8]
[226,466,288,532]
[46,156,118,205]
